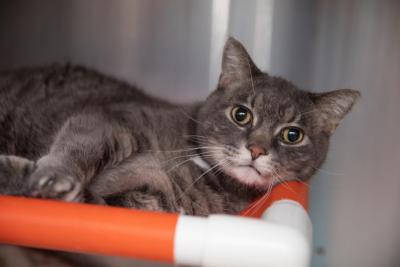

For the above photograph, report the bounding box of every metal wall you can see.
[0,1,399,266]
[310,1,400,267]
[0,0,214,102]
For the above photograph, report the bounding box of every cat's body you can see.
[0,64,257,215]
[0,38,360,219]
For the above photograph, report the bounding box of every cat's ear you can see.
[218,37,261,89]
[310,89,361,134]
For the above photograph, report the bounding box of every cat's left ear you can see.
[310,89,361,134]
[218,37,262,89]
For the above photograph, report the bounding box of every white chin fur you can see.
[207,143,275,188]
[226,166,273,188]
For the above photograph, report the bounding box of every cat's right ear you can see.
[218,37,261,89]
[310,89,361,134]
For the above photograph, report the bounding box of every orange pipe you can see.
[240,181,309,218]
[0,181,308,260]
[0,196,178,263]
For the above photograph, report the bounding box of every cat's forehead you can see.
[229,80,306,122]
[251,91,299,123]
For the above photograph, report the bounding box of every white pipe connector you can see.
[174,199,312,267]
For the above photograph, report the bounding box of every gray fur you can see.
[0,38,360,216]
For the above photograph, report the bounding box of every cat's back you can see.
[0,64,175,157]
[0,64,172,108]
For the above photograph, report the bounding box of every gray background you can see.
[0,1,399,267]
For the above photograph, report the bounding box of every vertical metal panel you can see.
[208,0,231,90]
[0,0,214,103]
[252,0,275,72]
[310,1,400,267]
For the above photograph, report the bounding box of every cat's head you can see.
[196,37,360,189]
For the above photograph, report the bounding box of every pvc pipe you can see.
[0,181,311,266]
[240,181,309,217]
[174,200,311,267]
[0,196,178,263]
[263,200,312,245]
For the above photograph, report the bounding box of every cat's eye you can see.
[281,127,304,144]
[231,106,253,126]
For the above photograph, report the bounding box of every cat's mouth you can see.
[241,164,272,180]
[246,165,262,175]
[228,164,274,188]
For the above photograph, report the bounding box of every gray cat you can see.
[0,38,360,216]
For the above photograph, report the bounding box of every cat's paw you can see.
[29,171,82,202]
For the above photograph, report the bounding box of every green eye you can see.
[231,106,253,126]
[281,127,304,144]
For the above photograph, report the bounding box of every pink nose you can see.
[248,145,266,160]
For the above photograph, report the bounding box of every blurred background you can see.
[0,0,399,266]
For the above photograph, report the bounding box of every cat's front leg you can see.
[0,155,36,196]
[27,113,136,202]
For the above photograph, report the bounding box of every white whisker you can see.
[165,154,216,173]
[311,166,347,176]
[148,145,224,154]
[176,159,229,202]
[243,181,274,217]
[160,151,217,165]
[180,109,207,127]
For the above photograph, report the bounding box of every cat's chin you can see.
[227,165,274,189]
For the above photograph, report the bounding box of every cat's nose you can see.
[247,144,266,160]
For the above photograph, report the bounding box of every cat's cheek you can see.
[226,166,273,188]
